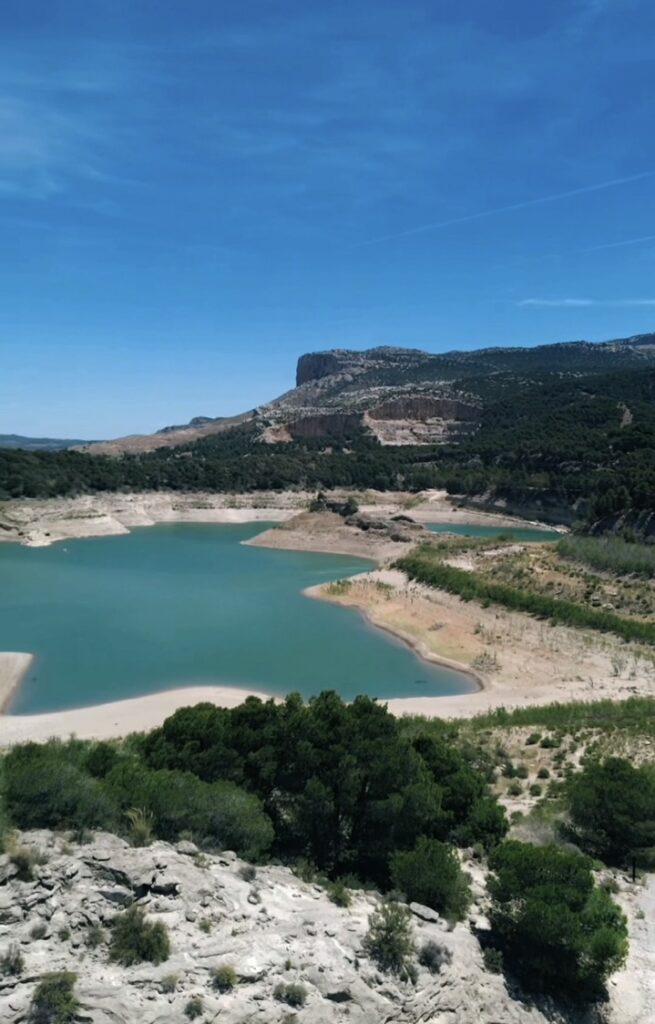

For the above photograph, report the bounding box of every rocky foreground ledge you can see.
[0,830,579,1024]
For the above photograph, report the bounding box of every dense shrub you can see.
[4,741,114,832]
[30,972,78,1024]
[488,841,628,999]
[390,838,470,920]
[103,763,273,859]
[0,692,506,895]
[363,902,415,977]
[109,906,170,966]
[566,757,655,866]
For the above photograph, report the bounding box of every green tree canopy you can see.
[488,840,628,1000]
[566,757,655,866]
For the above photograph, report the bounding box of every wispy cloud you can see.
[518,297,655,308]
[355,171,655,247]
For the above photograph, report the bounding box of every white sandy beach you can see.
[0,685,278,746]
[0,653,34,714]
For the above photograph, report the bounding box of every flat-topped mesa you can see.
[296,351,344,386]
[295,346,428,386]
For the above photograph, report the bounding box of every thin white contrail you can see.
[354,171,655,247]
[583,233,655,252]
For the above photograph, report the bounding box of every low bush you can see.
[211,964,237,992]
[482,947,504,974]
[109,906,170,966]
[418,940,451,974]
[85,924,105,949]
[30,922,47,940]
[273,982,307,1007]
[327,880,352,907]
[30,971,78,1024]
[1,943,24,976]
[8,843,45,882]
[125,807,154,847]
[363,902,415,977]
[184,995,204,1019]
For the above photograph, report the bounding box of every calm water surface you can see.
[2,523,476,715]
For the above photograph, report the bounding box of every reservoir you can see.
[1,523,476,715]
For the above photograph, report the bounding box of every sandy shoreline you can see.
[0,653,34,714]
[313,567,655,718]
[0,491,301,548]
[0,685,279,746]
[0,488,553,549]
[304,577,484,692]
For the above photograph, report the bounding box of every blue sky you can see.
[2,0,655,437]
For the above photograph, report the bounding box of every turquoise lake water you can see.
[426,523,560,541]
[2,523,477,715]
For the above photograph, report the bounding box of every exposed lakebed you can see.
[2,522,479,715]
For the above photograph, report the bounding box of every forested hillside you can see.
[2,364,653,529]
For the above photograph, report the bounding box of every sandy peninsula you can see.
[310,567,655,718]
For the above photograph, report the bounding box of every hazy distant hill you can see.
[0,434,92,451]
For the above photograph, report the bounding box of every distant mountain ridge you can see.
[0,433,92,451]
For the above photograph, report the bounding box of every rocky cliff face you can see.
[0,830,594,1024]
[81,332,655,456]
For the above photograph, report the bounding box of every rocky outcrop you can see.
[461,490,590,528]
[0,830,586,1024]
[287,413,363,440]
[369,397,479,422]
[296,352,346,386]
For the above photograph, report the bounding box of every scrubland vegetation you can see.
[2,690,653,1008]
[557,533,655,578]
[397,536,655,644]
